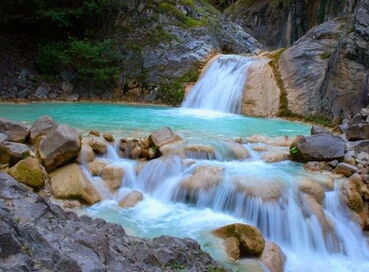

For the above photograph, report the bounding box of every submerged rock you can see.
[0,118,30,142]
[290,134,345,162]
[119,191,143,208]
[260,241,285,272]
[49,163,101,204]
[8,157,48,189]
[180,165,223,193]
[213,223,265,258]
[38,125,81,171]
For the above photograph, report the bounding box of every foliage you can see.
[158,70,200,105]
[36,39,120,87]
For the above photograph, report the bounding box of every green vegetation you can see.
[37,39,120,87]
[158,70,200,106]
[320,51,333,59]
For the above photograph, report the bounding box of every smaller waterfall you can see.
[182,55,255,113]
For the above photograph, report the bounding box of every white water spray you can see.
[182,55,255,113]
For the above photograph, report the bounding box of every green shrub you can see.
[36,39,120,87]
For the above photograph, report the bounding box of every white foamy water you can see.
[182,55,255,113]
[84,141,369,272]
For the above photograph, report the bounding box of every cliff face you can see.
[225,0,358,48]
[0,0,262,105]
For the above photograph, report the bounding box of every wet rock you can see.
[29,115,57,145]
[50,163,101,204]
[183,144,216,160]
[88,138,107,155]
[260,241,285,272]
[233,177,283,202]
[311,126,329,135]
[0,141,30,166]
[119,191,143,208]
[38,125,81,171]
[335,163,359,177]
[88,159,109,176]
[89,130,100,137]
[0,118,30,142]
[149,127,182,147]
[8,157,48,189]
[180,165,223,192]
[223,236,240,261]
[77,144,95,164]
[0,173,224,271]
[298,178,325,204]
[222,141,250,160]
[290,134,345,162]
[103,133,114,142]
[213,223,265,257]
[262,150,289,163]
[100,164,124,191]
[0,133,8,143]
[246,135,292,147]
[341,180,364,213]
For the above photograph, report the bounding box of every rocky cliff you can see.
[225,0,358,48]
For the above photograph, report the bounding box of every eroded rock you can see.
[0,118,30,143]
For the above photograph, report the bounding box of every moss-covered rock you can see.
[8,157,48,189]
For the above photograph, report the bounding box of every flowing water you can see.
[182,55,255,113]
[1,54,368,271]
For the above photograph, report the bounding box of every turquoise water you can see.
[0,102,309,139]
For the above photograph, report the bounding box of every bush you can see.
[36,39,120,87]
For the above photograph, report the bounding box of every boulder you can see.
[0,142,30,166]
[0,133,8,143]
[180,166,223,192]
[88,159,109,176]
[260,241,285,272]
[89,130,100,137]
[119,191,143,208]
[29,115,57,145]
[301,193,332,233]
[290,134,345,162]
[311,126,329,135]
[346,124,369,141]
[341,180,363,213]
[77,144,95,164]
[100,165,124,191]
[49,163,101,204]
[0,118,30,143]
[8,157,48,189]
[262,150,289,163]
[183,144,216,160]
[222,141,250,160]
[88,138,107,155]
[233,177,283,202]
[335,163,359,177]
[149,127,182,147]
[298,178,325,204]
[223,236,240,261]
[103,133,114,142]
[38,125,81,172]
[213,223,265,257]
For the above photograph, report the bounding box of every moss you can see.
[268,49,333,127]
[8,159,45,189]
[320,51,332,59]
[158,69,200,105]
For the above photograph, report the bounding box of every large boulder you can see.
[290,134,345,162]
[38,125,81,171]
[260,241,285,272]
[0,142,30,166]
[49,163,101,204]
[213,223,265,258]
[0,118,30,143]
[8,157,48,189]
[119,191,143,208]
[29,115,57,145]
[149,127,182,148]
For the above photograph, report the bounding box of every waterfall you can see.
[86,142,369,271]
[181,55,255,113]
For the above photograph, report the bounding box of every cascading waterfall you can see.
[85,141,369,272]
[181,55,255,113]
